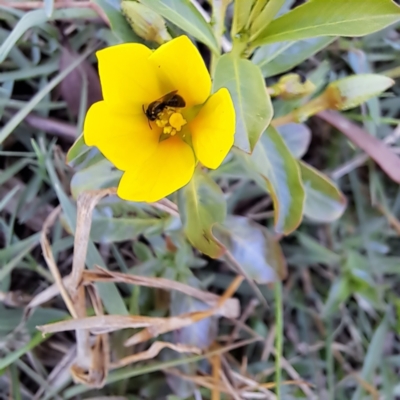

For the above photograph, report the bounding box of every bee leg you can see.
[142,104,152,130]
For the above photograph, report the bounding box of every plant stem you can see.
[274,280,283,399]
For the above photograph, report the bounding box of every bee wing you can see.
[157,90,178,103]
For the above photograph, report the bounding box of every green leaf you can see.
[70,159,122,199]
[0,331,50,371]
[139,0,219,53]
[93,0,143,43]
[66,133,85,163]
[213,53,273,153]
[299,161,347,223]
[0,8,98,63]
[253,37,335,78]
[296,232,341,265]
[237,126,305,234]
[328,74,394,110]
[323,276,351,317]
[91,215,168,243]
[216,216,287,283]
[231,0,256,35]
[276,123,311,159]
[251,0,400,46]
[178,168,226,258]
[66,135,104,170]
[351,314,389,400]
[250,0,286,39]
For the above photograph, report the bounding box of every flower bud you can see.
[121,1,171,44]
[270,73,316,100]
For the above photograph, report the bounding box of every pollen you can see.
[155,108,187,137]
[169,112,187,131]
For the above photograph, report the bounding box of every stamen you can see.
[154,108,187,138]
[169,113,187,132]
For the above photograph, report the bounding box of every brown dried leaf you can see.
[110,341,201,369]
[70,334,109,388]
[83,266,240,319]
[37,315,164,335]
[124,276,243,346]
[318,110,400,183]
[59,44,102,117]
[38,277,243,349]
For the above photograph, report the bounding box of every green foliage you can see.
[253,37,336,78]
[213,53,273,153]
[178,168,226,258]
[2,0,400,398]
[250,0,400,46]
[139,0,219,53]
[299,161,347,223]
[94,0,143,42]
[237,126,305,234]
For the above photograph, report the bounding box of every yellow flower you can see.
[84,35,235,202]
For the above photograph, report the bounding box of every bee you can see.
[143,90,186,125]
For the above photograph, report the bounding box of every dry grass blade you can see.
[69,188,116,375]
[83,266,240,318]
[124,276,244,346]
[166,369,228,394]
[71,285,109,388]
[230,371,277,399]
[223,251,268,309]
[210,349,221,400]
[272,351,316,399]
[351,373,380,400]
[37,315,164,335]
[27,275,72,310]
[70,188,117,299]
[220,369,241,400]
[261,324,276,361]
[259,379,314,389]
[110,342,201,369]
[33,345,76,400]
[150,198,180,216]
[70,334,108,387]
[0,290,32,307]
[40,206,77,318]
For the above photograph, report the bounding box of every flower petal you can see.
[117,136,195,202]
[97,43,164,110]
[150,36,211,107]
[84,101,160,171]
[189,88,235,169]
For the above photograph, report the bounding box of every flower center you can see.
[155,108,187,137]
